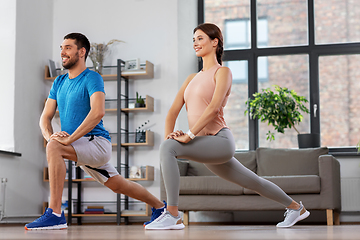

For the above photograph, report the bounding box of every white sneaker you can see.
[144,209,185,230]
[276,201,310,228]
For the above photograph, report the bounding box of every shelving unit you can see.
[115,59,155,224]
[43,59,155,225]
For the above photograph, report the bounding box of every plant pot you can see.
[297,133,320,149]
[135,103,145,108]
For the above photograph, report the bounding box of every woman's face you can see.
[193,29,218,58]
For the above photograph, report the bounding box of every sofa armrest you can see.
[318,155,341,211]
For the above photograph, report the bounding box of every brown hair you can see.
[193,23,224,65]
[64,33,90,60]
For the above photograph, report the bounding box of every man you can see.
[25,33,165,230]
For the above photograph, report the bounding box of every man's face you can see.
[60,39,81,69]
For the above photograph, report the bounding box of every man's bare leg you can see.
[104,175,164,209]
[46,140,78,214]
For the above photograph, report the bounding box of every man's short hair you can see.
[64,33,90,60]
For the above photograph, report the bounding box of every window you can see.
[258,55,310,148]
[257,0,308,47]
[315,0,360,44]
[224,19,250,50]
[202,0,360,152]
[319,55,360,147]
[224,18,268,83]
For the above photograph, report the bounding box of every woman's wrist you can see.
[186,130,196,139]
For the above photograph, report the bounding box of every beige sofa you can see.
[160,147,341,226]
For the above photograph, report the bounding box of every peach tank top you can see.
[184,64,229,136]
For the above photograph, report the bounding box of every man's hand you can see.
[50,131,70,139]
[49,131,72,146]
[173,134,191,144]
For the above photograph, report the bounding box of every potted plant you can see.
[245,85,319,148]
[135,92,145,108]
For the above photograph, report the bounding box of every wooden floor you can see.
[0,224,359,240]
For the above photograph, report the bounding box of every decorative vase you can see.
[94,61,103,75]
[297,133,320,149]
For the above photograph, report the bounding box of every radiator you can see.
[341,177,360,212]
[0,178,7,220]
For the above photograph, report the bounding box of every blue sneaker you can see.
[144,201,167,226]
[25,208,68,230]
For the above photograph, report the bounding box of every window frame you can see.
[199,0,360,155]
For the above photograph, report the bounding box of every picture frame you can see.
[48,59,58,78]
[124,58,140,71]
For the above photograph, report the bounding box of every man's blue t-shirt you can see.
[48,68,111,142]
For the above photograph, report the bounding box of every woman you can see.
[145,23,310,230]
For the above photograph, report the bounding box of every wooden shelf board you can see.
[105,95,154,113]
[44,177,152,182]
[45,61,154,81]
[120,107,152,112]
[120,142,153,147]
[112,130,154,147]
[72,214,117,217]
[44,65,56,80]
[106,108,152,113]
[102,75,117,81]
[72,211,149,217]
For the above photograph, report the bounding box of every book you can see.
[84,211,104,214]
[87,206,104,209]
[84,208,104,212]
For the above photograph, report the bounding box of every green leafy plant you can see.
[357,140,360,152]
[136,92,145,106]
[245,85,310,141]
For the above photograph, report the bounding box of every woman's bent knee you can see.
[159,139,178,162]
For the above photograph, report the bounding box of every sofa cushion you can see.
[243,175,321,195]
[234,151,256,173]
[187,161,216,176]
[177,160,189,176]
[179,176,243,195]
[256,147,328,176]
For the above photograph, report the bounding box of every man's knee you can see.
[105,175,130,194]
[46,140,62,154]
[46,140,71,161]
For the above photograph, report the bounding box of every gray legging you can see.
[160,128,293,207]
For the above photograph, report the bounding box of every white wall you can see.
[0,0,53,220]
[337,156,360,222]
[0,0,16,152]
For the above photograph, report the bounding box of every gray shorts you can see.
[71,135,119,184]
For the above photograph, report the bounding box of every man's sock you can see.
[52,212,61,217]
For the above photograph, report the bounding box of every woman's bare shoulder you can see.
[217,66,231,74]
[215,66,232,79]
